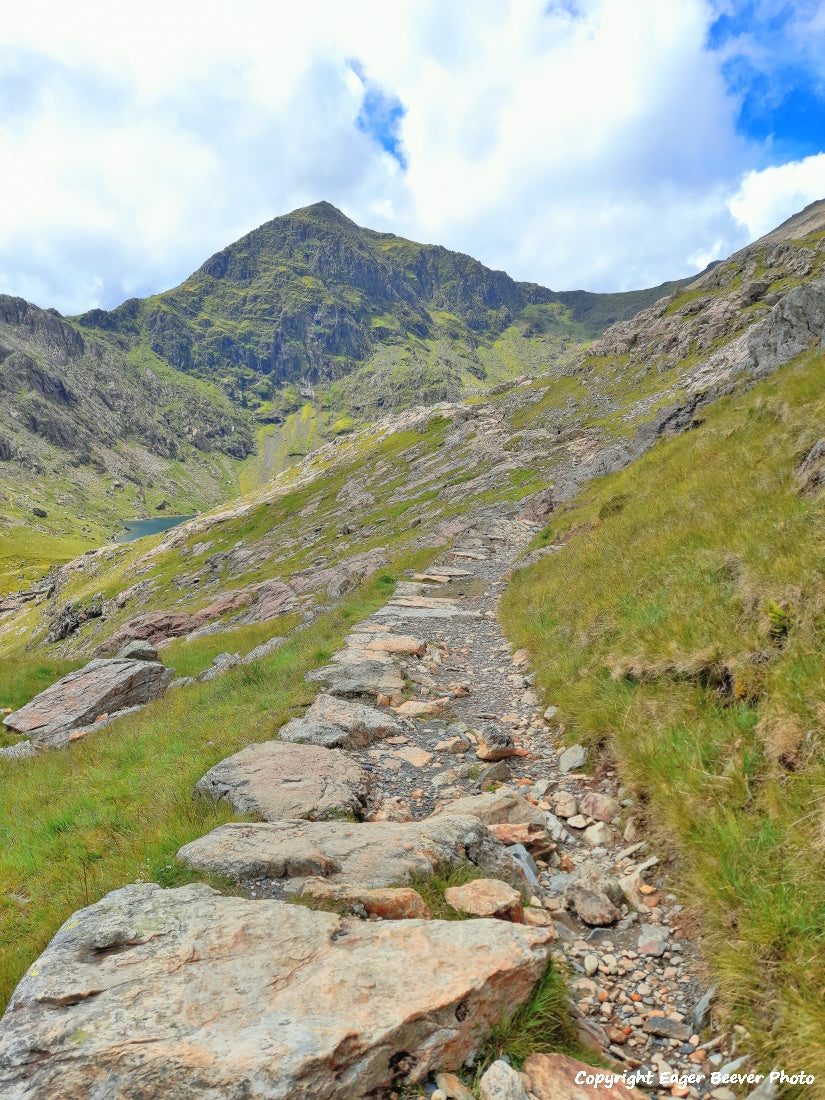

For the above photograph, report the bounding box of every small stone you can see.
[476,728,517,761]
[478,760,512,785]
[583,822,614,848]
[479,1058,530,1099]
[584,954,599,976]
[565,884,620,926]
[558,744,587,773]
[567,814,588,829]
[637,924,669,956]
[435,737,471,754]
[553,791,577,818]
[520,908,557,932]
[580,791,620,823]
[644,1014,691,1041]
[436,1071,475,1100]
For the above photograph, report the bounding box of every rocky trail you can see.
[0,514,763,1099]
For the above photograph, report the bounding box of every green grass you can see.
[160,614,301,678]
[500,348,825,1076]
[0,557,431,1010]
[0,529,96,598]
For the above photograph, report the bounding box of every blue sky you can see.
[709,1,825,162]
[0,0,824,313]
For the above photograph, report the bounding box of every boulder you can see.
[117,639,159,661]
[444,879,523,921]
[523,1053,647,1099]
[2,657,174,749]
[178,814,532,894]
[0,883,552,1098]
[194,741,369,821]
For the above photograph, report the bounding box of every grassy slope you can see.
[500,349,825,1074]
[0,559,435,1010]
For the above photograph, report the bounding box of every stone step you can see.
[0,882,552,1099]
[178,814,532,894]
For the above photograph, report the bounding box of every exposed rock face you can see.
[279,693,403,749]
[0,882,552,1099]
[178,815,531,893]
[194,741,370,821]
[2,656,174,749]
[97,580,297,655]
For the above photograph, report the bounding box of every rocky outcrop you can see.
[194,741,370,821]
[0,882,552,1099]
[177,814,532,893]
[97,580,297,655]
[2,653,174,749]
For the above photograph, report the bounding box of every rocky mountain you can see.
[0,294,253,570]
[77,201,689,409]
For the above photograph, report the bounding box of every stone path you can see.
[0,511,752,1099]
[183,511,743,1096]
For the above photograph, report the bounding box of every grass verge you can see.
[500,350,825,1076]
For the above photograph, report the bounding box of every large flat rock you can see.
[278,693,403,749]
[195,741,369,821]
[2,657,174,749]
[0,883,552,1099]
[306,655,405,699]
[178,814,532,894]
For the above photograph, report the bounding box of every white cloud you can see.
[728,153,825,240]
[0,0,822,311]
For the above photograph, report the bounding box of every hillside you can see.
[2,203,825,1095]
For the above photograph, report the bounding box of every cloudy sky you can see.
[2,0,825,313]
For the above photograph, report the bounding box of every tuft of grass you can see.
[475,960,590,1076]
[400,861,484,921]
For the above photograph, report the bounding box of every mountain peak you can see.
[286,200,356,227]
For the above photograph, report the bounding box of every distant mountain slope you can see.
[0,295,252,566]
[77,202,690,404]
